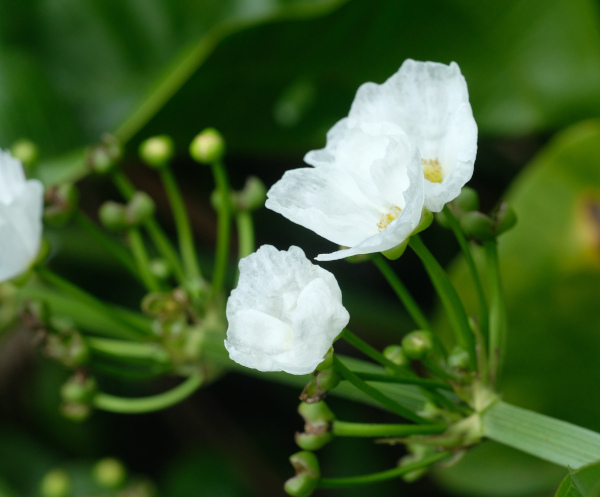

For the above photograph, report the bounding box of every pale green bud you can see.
[189,128,225,164]
[139,135,174,169]
[402,330,434,360]
[93,458,127,489]
[40,469,70,497]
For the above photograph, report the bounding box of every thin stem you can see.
[112,170,186,285]
[35,267,148,338]
[443,206,489,341]
[353,372,451,391]
[127,229,161,292]
[319,451,451,488]
[372,254,432,332]
[235,211,254,285]
[332,355,430,424]
[409,236,476,371]
[93,371,203,413]
[74,211,142,284]
[159,168,202,280]
[210,161,232,299]
[332,420,447,438]
[484,239,506,385]
[87,337,171,365]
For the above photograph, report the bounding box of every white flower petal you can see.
[350,59,477,211]
[225,245,349,375]
[0,151,44,282]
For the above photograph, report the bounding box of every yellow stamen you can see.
[422,158,442,183]
[377,205,402,232]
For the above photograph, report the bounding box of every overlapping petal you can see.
[225,245,349,375]
[0,150,44,282]
[349,59,477,212]
[266,120,424,261]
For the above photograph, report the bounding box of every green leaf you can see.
[555,461,600,497]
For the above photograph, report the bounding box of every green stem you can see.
[409,236,476,370]
[93,371,203,413]
[332,420,447,437]
[484,239,506,386]
[443,206,489,340]
[332,355,430,424]
[112,170,186,285]
[372,254,432,332]
[353,372,450,391]
[35,267,148,338]
[210,161,232,299]
[319,451,451,488]
[127,229,161,292]
[159,168,202,280]
[87,337,171,365]
[482,401,600,469]
[74,211,142,284]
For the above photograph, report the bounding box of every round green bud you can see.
[383,344,409,368]
[295,431,333,451]
[60,402,91,422]
[99,201,127,232]
[93,458,127,489]
[315,369,340,391]
[459,211,495,241]
[448,346,469,370]
[401,330,434,360]
[61,374,97,404]
[234,176,267,212]
[11,139,39,166]
[454,186,479,213]
[298,401,335,425]
[139,135,174,169]
[149,258,171,280]
[126,192,155,226]
[284,451,320,497]
[495,202,517,235]
[189,128,225,164]
[40,469,70,497]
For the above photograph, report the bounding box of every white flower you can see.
[348,59,477,212]
[266,119,424,261]
[225,245,349,375]
[0,150,44,282]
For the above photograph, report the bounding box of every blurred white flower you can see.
[0,150,44,282]
[266,120,424,261]
[225,245,349,375]
[349,59,477,212]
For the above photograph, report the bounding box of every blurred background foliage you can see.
[1,0,600,496]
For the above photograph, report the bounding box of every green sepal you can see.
[284,451,320,497]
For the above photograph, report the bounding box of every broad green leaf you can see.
[435,120,600,495]
[556,461,600,497]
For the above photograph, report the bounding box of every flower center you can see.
[422,158,442,183]
[377,205,402,232]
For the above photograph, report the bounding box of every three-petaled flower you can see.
[0,150,44,282]
[225,245,349,375]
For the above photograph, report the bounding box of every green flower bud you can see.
[40,469,70,497]
[11,139,39,166]
[99,201,127,232]
[284,451,320,497]
[459,211,495,241]
[383,345,410,375]
[149,258,171,280]
[234,176,267,212]
[295,431,333,451]
[401,330,434,360]
[298,401,335,425]
[125,192,155,226]
[448,346,469,370]
[44,183,79,227]
[189,128,225,164]
[315,369,340,391]
[87,135,122,175]
[139,135,174,169]
[60,402,91,422]
[93,458,127,489]
[495,202,517,235]
[60,373,97,404]
[454,186,479,213]
[45,331,89,367]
